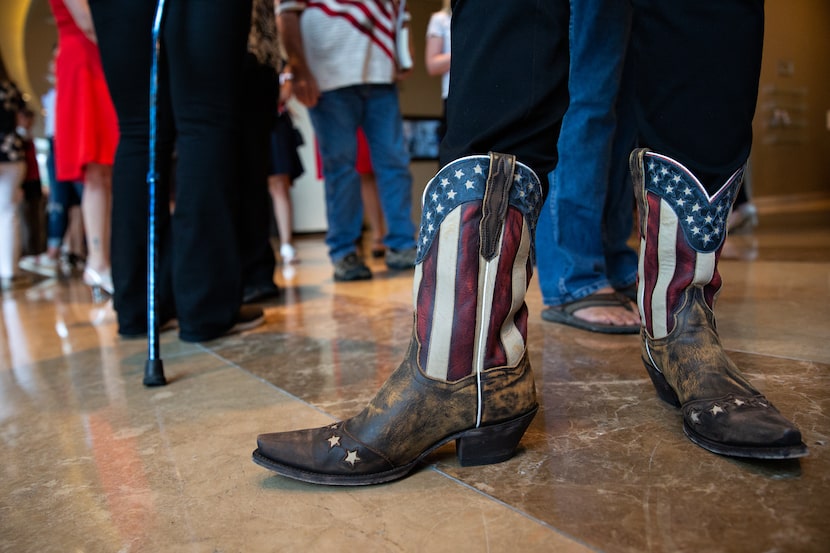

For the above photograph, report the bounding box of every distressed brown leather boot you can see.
[631,149,807,459]
[253,152,543,484]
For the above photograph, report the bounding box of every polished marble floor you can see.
[1,210,828,553]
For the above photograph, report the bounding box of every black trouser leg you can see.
[92,0,252,339]
[440,0,570,189]
[91,0,175,335]
[629,0,764,192]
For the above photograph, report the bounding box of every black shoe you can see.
[119,317,179,340]
[385,247,416,270]
[333,253,372,281]
[243,282,280,304]
[179,306,265,343]
[226,305,265,335]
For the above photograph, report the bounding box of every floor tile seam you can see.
[198,343,339,420]
[548,379,652,387]
[724,347,828,366]
[146,347,203,362]
[114,343,213,367]
[431,468,605,553]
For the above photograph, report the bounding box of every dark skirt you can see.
[269,111,304,180]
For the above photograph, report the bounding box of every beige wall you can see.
[23,0,56,113]
[399,0,445,117]
[751,0,830,205]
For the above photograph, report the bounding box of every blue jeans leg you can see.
[45,139,82,250]
[308,87,365,262]
[604,52,639,290]
[360,85,416,251]
[535,0,633,306]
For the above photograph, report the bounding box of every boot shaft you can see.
[631,149,743,339]
[413,153,542,382]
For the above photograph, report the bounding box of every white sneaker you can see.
[19,254,58,278]
[280,243,298,264]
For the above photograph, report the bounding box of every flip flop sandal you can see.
[541,292,640,334]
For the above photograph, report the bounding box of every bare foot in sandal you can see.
[542,287,641,334]
[573,287,640,326]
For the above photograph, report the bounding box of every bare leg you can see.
[359,171,385,256]
[80,163,113,292]
[268,173,298,263]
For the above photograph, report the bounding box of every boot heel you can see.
[456,407,538,467]
[643,358,681,407]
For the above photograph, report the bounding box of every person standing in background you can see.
[49,0,118,297]
[276,0,418,282]
[425,0,451,142]
[0,80,28,291]
[18,57,83,279]
[16,108,47,262]
[266,64,305,270]
[21,46,87,279]
[90,0,264,341]
[239,0,285,305]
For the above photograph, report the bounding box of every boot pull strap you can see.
[480,151,515,261]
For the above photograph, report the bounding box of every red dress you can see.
[49,0,119,182]
[355,127,373,175]
[314,128,374,179]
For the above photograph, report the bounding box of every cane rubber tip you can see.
[143,359,167,387]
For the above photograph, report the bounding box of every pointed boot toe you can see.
[681,395,808,459]
[253,423,401,486]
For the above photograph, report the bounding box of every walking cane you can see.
[143,0,168,387]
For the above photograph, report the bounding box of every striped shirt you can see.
[278,0,399,92]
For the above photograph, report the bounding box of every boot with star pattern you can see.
[253,152,543,484]
[631,148,807,459]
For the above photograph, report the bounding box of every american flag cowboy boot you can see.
[254,153,543,484]
[631,149,807,459]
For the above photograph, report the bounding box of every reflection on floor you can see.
[1,210,828,552]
